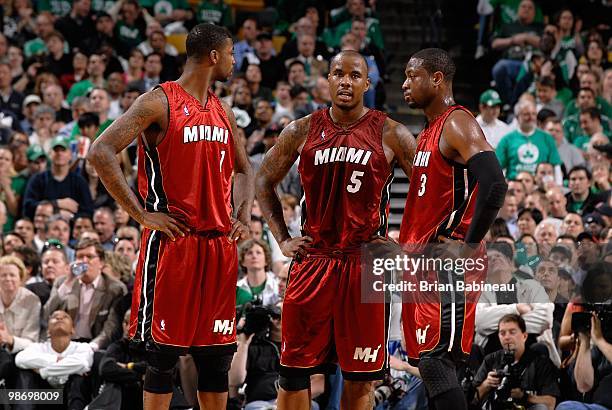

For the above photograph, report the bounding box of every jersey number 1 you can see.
[219,150,225,173]
[347,171,364,193]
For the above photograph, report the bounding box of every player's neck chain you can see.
[329,107,368,129]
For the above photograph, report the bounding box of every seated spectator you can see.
[561,212,584,239]
[517,207,543,237]
[287,60,308,89]
[28,104,56,152]
[27,244,70,306]
[574,108,611,151]
[23,136,94,220]
[496,99,562,180]
[476,89,511,148]
[23,12,56,58]
[294,76,331,118]
[12,245,41,284]
[272,81,294,122]
[473,314,559,410]
[195,0,234,29]
[54,0,96,52]
[3,231,25,254]
[234,18,259,71]
[99,309,146,410]
[236,239,279,306]
[543,118,585,175]
[591,161,611,194]
[82,160,114,210]
[106,73,126,120]
[20,94,41,135]
[42,83,72,124]
[0,61,24,120]
[475,243,556,363]
[566,70,612,121]
[32,200,54,252]
[490,0,543,105]
[566,165,609,216]
[324,0,384,51]
[536,76,564,118]
[240,32,285,90]
[285,34,329,90]
[93,207,117,251]
[57,96,91,139]
[534,259,567,341]
[47,215,75,259]
[246,99,274,152]
[14,218,36,250]
[70,215,94,247]
[15,309,94,408]
[137,26,178,82]
[66,53,107,105]
[43,31,73,82]
[112,0,147,59]
[43,238,127,351]
[129,52,163,93]
[114,237,138,267]
[0,256,40,386]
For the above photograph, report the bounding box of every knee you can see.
[279,375,311,391]
[144,353,178,394]
[193,354,233,393]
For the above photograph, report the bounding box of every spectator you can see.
[82,158,114,209]
[106,72,126,120]
[32,200,54,252]
[27,245,69,306]
[496,99,561,180]
[14,218,36,250]
[93,207,116,250]
[15,309,94,407]
[72,87,113,139]
[287,60,307,88]
[66,53,107,105]
[3,231,25,254]
[473,314,559,410]
[19,95,41,136]
[566,166,608,216]
[120,84,142,113]
[236,239,279,306]
[28,104,55,152]
[98,309,146,410]
[286,33,329,90]
[130,52,162,92]
[604,68,612,106]
[0,61,25,120]
[490,0,543,104]
[195,0,233,29]
[272,81,294,122]
[591,161,610,193]
[246,99,274,152]
[546,187,568,221]
[574,107,609,151]
[0,145,25,232]
[137,27,178,82]
[44,238,126,351]
[561,212,584,238]
[567,71,612,120]
[70,215,94,247]
[113,0,146,59]
[294,76,331,118]
[43,31,73,82]
[535,76,564,118]
[245,64,273,102]
[280,16,331,62]
[47,215,75,258]
[543,118,585,174]
[0,256,40,365]
[22,135,94,220]
[499,191,520,238]
[57,96,91,138]
[475,242,555,360]
[23,12,56,58]
[476,89,511,149]
[324,0,384,51]
[114,238,138,266]
[59,51,88,96]
[42,83,72,123]
[234,18,259,70]
[82,11,117,56]
[12,245,42,284]
[240,32,285,90]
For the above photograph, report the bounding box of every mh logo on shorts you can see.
[213,318,235,335]
[416,325,430,345]
[353,345,382,363]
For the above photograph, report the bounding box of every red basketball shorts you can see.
[402,243,487,365]
[280,253,388,380]
[129,228,238,355]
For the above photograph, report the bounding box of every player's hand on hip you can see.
[280,236,313,259]
[228,218,249,243]
[142,212,189,241]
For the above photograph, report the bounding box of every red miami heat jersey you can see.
[298,109,392,249]
[400,105,479,245]
[137,82,234,233]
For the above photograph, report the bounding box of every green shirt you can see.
[236,287,252,306]
[3,175,27,232]
[563,113,611,145]
[115,21,145,53]
[564,96,612,120]
[496,128,561,180]
[196,1,233,28]
[489,0,543,25]
[37,0,72,16]
[323,17,384,50]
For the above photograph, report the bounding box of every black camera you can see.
[374,375,408,407]
[238,300,281,338]
[571,303,612,341]
[491,350,523,410]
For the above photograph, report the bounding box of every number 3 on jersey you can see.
[418,174,427,196]
[347,170,364,193]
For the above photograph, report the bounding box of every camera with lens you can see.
[238,299,281,339]
[490,349,524,410]
[374,374,408,407]
[571,303,612,342]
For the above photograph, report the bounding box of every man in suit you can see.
[44,238,126,351]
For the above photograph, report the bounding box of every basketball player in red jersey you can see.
[400,48,507,409]
[88,24,253,410]
[256,50,417,409]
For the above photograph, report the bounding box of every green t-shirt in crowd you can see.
[236,287,252,306]
[564,96,612,120]
[496,128,561,180]
[115,21,145,53]
[37,0,72,16]
[196,1,233,28]
[489,0,543,25]
[563,113,611,146]
[3,175,27,232]
[323,17,384,50]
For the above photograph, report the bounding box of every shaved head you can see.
[330,50,368,74]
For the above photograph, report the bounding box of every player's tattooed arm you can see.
[89,89,188,239]
[256,117,310,246]
[221,101,254,226]
[382,118,417,180]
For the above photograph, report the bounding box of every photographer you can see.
[473,314,559,410]
[228,302,283,409]
[556,262,612,410]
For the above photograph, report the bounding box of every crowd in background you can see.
[0,0,609,409]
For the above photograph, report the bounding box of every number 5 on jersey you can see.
[347,170,364,193]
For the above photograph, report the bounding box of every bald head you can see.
[330,50,368,74]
